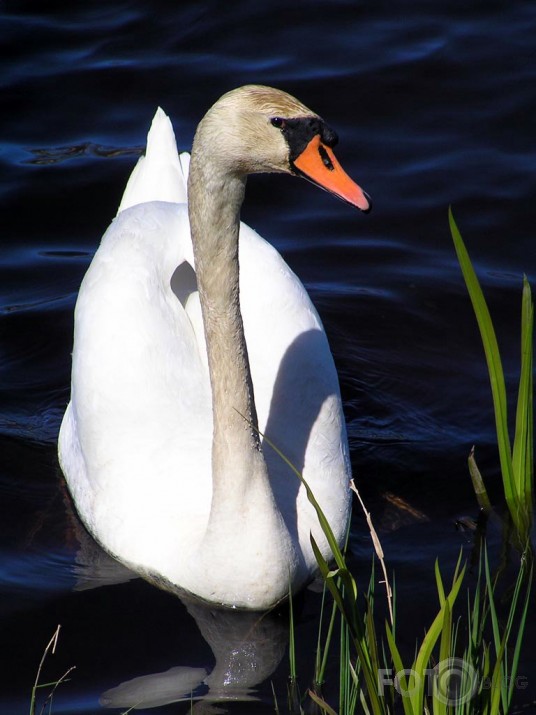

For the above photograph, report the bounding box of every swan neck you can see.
[188,149,266,498]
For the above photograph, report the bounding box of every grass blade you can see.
[449,208,514,503]
[512,276,534,518]
[385,623,414,715]
[507,555,533,709]
[308,689,338,715]
[409,561,465,715]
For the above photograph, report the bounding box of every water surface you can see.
[1,1,535,712]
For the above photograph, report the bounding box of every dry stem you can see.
[350,480,394,625]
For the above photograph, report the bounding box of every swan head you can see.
[192,85,371,212]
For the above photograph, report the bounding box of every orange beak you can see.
[292,135,371,213]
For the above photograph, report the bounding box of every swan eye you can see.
[270,117,286,129]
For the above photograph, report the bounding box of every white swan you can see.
[59,86,371,610]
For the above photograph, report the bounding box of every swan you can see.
[59,85,371,610]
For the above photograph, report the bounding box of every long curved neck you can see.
[188,141,267,508]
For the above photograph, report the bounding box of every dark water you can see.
[2,1,536,712]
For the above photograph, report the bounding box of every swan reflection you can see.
[71,528,288,710]
[100,599,287,710]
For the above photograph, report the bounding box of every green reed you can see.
[449,209,533,540]
[280,213,533,714]
[289,499,532,715]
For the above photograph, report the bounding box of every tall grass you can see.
[282,213,533,714]
[292,499,532,715]
[449,209,534,541]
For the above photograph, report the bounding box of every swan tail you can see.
[117,108,190,213]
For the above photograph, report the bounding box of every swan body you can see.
[59,86,370,609]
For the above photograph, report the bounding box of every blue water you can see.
[1,1,535,712]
